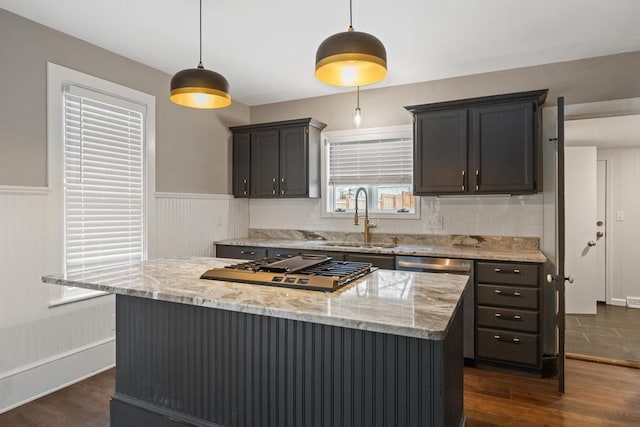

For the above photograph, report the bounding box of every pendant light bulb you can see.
[170,0,231,109]
[315,0,387,87]
[353,86,362,127]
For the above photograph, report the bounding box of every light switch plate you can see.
[616,211,625,221]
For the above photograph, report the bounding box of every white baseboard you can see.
[627,297,640,309]
[608,298,627,307]
[0,338,115,414]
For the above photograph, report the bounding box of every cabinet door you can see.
[471,102,535,193]
[279,126,308,197]
[232,132,251,197]
[414,109,468,194]
[250,130,280,197]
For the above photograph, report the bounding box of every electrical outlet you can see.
[425,216,444,229]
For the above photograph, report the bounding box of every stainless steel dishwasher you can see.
[396,256,474,360]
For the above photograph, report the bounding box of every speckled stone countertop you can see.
[216,234,547,264]
[42,257,468,341]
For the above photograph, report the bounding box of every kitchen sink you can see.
[320,241,397,249]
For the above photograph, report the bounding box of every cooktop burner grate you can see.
[201,255,373,291]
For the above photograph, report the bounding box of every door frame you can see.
[542,96,640,393]
[596,155,613,305]
[564,98,640,307]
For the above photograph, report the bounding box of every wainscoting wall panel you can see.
[0,189,248,413]
[152,193,248,258]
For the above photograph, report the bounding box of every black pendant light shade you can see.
[315,0,387,87]
[170,64,231,109]
[315,27,387,87]
[170,0,231,109]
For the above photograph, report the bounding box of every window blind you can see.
[328,137,413,184]
[63,85,145,274]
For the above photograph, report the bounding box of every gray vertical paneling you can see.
[114,295,460,427]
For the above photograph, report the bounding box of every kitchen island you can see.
[43,257,468,427]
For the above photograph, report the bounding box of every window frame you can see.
[46,63,156,306]
[321,125,420,220]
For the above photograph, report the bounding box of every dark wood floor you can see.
[1,359,639,426]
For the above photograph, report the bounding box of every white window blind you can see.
[63,84,145,274]
[328,137,413,184]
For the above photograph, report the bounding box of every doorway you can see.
[562,110,640,364]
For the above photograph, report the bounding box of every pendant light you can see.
[315,0,387,87]
[353,86,362,127]
[170,0,231,109]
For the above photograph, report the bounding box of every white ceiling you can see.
[566,115,640,148]
[2,0,640,106]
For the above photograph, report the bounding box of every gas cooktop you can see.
[201,255,373,291]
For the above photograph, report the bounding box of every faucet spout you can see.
[353,187,376,244]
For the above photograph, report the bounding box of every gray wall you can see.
[251,51,640,131]
[0,9,249,193]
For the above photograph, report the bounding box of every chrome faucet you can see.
[353,187,377,244]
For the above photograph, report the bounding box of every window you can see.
[323,125,417,218]
[47,63,155,305]
[63,85,145,275]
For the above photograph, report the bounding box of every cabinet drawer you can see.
[477,328,539,366]
[216,245,267,260]
[346,253,396,270]
[477,307,538,333]
[266,247,301,258]
[476,262,538,286]
[476,284,538,309]
[301,250,346,261]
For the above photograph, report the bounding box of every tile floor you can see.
[566,302,640,362]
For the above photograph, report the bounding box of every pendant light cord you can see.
[349,0,353,28]
[198,0,203,68]
[356,86,360,108]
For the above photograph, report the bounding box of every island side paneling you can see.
[111,294,463,427]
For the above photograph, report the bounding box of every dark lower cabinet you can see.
[345,253,396,270]
[215,244,267,260]
[475,260,554,375]
[266,247,301,258]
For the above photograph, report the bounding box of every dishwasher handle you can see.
[396,260,471,273]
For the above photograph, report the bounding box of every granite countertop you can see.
[42,257,468,341]
[215,237,547,263]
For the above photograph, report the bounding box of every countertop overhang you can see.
[215,237,547,263]
[42,257,468,341]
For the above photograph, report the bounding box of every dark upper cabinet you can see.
[414,109,468,194]
[230,118,326,198]
[406,90,547,196]
[279,126,308,197]
[232,132,251,197]
[471,102,535,193]
[250,129,280,197]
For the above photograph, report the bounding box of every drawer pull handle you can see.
[495,313,522,321]
[494,290,521,297]
[494,335,521,344]
[275,253,294,258]
[240,250,256,255]
[494,268,521,274]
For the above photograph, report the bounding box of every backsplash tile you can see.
[248,194,544,239]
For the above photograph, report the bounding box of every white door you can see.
[565,146,598,314]
[596,160,607,302]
